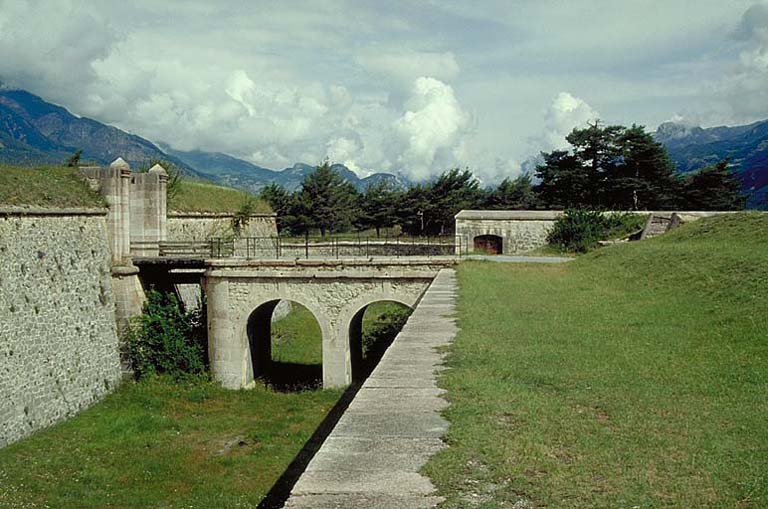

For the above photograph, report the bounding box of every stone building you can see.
[455,210,562,255]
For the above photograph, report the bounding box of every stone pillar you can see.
[206,276,251,389]
[323,324,351,388]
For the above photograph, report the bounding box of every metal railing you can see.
[208,234,469,259]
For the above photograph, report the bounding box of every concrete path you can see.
[284,269,458,509]
[465,254,574,263]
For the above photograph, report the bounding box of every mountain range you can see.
[0,87,407,192]
[655,119,768,208]
[0,86,766,207]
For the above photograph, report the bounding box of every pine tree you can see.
[295,162,360,236]
[682,161,746,210]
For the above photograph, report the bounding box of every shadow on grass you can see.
[260,361,323,392]
[257,382,361,509]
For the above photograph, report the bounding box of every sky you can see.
[1,0,767,182]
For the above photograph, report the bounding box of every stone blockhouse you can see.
[455,210,563,255]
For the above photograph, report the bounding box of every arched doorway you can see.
[246,300,323,390]
[347,301,413,382]
[473,234,503,255]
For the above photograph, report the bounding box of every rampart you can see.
[0,208,122,447]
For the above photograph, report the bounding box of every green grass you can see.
[0,165,106,208]
[271,301,410,365]
[0,300,412,508]
[426,212,768,508]
[169,180,271,214]
[0,377,341,508]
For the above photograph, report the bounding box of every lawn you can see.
[0,165,106,208]
[0,300,411,508]
[426,212,768,508]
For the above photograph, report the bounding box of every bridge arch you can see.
[245,298,324,387]
[338,293,417,383]
[205,258,454,389]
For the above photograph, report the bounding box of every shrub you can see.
[124,290,208,380]
[548,209,645,253]
[361,306,412,375]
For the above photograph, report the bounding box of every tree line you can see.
[260,122,745,237]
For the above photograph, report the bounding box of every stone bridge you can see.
[204,257,457,389]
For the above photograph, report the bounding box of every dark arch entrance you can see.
[473,234,503,255]
[246,300,323,390]
[348,301,413,382]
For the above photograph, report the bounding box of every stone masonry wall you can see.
[0,210,122,447]
[167,213,276,242]
[456,217,556,254]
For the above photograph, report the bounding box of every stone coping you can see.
[0,206,108,216]
[455,209,751,220]
[206,256,459,268]
[168,211,276,218]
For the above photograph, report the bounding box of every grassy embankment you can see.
[0,302,408,508]
[169,179,271,214]
[426,213,767,508]
[0,165,106,207]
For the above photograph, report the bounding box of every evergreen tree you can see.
[259,183,297,234]
[295,162,360,236]
[486,173,539,209]
[682,161,746,210]
[536,122,683,210]
[360,180,400,237]
[426,168,484,235]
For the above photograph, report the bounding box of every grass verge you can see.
[0,165,105,208]
[425,212,768,508]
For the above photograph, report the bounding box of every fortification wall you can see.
[167,212,277,241]
[0,208,122,447]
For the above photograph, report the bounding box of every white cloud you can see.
[538,92,600,151]
[393,77,470,180]
[357,49,460,84]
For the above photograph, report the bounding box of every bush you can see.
[124,290,208,380]
[361,306,412,375]
[547,209,645,253]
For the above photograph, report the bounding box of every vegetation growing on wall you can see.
[0,165,106,208]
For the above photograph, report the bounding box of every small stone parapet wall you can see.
[167,212,277,242]
[0,208,122,447]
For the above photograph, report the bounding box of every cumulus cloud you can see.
[721,2,768,121]
[393,77,470,180]
[535,92,600,152]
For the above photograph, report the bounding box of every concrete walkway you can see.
[284,269,458,509]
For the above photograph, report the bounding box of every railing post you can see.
[305,235,309,259]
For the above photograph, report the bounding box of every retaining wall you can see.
[0,208,122,447]
[167,212,277,242]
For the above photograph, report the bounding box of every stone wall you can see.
[167,212,277,242]
[455,210,745,255]
[455,211,561,255]
[0,209,122,447]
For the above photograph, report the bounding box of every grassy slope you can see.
[426,213,767,508]
[0,165,106,208]
[169,179,271,214]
